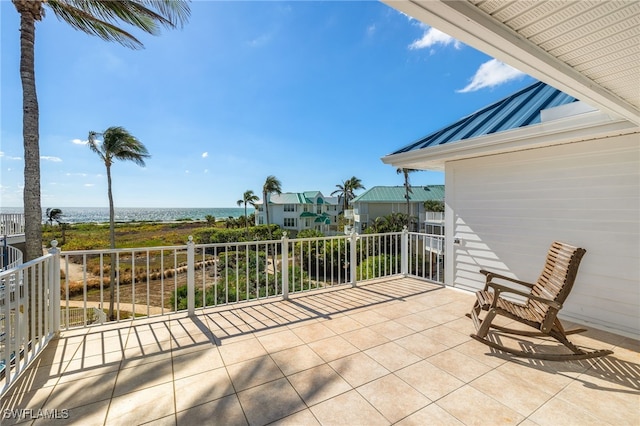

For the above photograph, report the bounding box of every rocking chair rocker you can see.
[468,241,613,361]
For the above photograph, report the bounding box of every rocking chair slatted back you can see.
[529,241,586,330]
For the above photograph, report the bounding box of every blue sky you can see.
[1,1,534,208]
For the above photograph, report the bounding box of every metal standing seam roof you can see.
[351,185,445,203]
[390,81,577,155]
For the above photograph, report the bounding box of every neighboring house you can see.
[350,185,444,233]
[254,191,341,235]
[382,0,639,339]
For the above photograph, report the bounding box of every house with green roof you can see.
[254,191,340,235]
[350,185,444,233]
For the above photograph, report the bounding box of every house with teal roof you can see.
[382,80,639,337]
[254,191,340,235]
[350,185,444,233]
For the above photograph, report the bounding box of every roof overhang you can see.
[383,0,640,126]
[382,109,637,170]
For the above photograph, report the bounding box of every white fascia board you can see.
[382,0,640,125]
[381,111,638,170]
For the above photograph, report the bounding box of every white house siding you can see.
[444,133,639,337]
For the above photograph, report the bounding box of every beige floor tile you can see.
[45,371,117,410]
[174,367,234,412]
[226,355,284,391]
[113,358,173,396]
[394,333,449,358]
[368,320,416,340]
[269,408,320,425]
[394,313,439,332]
[347,309,391,326]
[469,369,553,416]
[420,324,470,348]
[236,377,306,426]
[453,340,511,369]
[106,382,175,425]
[395,360,464,401]
[554,379,640,425]
[437,385,524,425]
[288,364,352,406]
[309,390,388,426]
[256,329,305,353]
[364,341,422,372]
[395,403,464,426]
[0,386,54,425]
[289,322,336,343]
[495,360,575,395]
[176,394,248,426]
[419,307,460,325]
[357,374,430,423]
[427,349,492,383]
[322,316,364,334]
[218,337,268,366]
[271,345,325,376]
[527,396,603,426]
[328,352,390,388]
[307,335,360,362]
[172,346,223,380]
[341,327,389,350]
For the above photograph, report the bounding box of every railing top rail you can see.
[0,252,54,277]
[61,244,190,256]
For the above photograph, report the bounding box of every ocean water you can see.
[0,207,254,224]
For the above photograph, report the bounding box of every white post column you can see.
[349,230,358,287]
[401,226,408,277]
[187,236,195,315]
[281,232,289,300]
[48,240,61,333]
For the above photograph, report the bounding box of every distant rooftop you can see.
[262,191,339,205]
[352,185,444,203]
[390,81,577,155]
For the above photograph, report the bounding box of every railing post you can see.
[349,230,358,287]
[48,240,61,333]
[187,236,195,315]
[401,226,408,277]
[281,232,289,300]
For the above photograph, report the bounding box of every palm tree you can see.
[12,0,189,261]
[397,168,417,227]
[45,208,63,227]
[88,126,150,320]
[262,176,282,239]
[331,176,365,212]
[237,190,259,236]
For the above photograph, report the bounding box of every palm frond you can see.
[46,0,190,49]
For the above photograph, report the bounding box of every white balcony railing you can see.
[1,244,23,271]
[0,214,25,237]
[0,230,443,396]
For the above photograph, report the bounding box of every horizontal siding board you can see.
[448,134,639,336]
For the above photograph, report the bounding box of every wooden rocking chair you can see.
[468,241,613,361]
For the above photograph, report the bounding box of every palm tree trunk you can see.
[107,165,117,320]
[264,191,271,238]
[17,6,43,261]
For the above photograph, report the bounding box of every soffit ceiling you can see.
[383,0,640,125]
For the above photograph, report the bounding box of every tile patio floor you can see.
[1,277,638,425]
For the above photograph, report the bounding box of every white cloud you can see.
[409,26,461,51]
[204,169,209,174]
[0,152,21,160]
[41,156,62,162]
[202,152,208,158]
[72,139,87,145]
[84,183,94,187]
[248,33,272,48]
[457,59,525,93]
[366,24,376,38]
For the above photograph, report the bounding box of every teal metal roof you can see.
[391,81,577,155]
[352,185,444,203]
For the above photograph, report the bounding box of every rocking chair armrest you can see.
[480,269,535,289]
[486,282,563,310]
